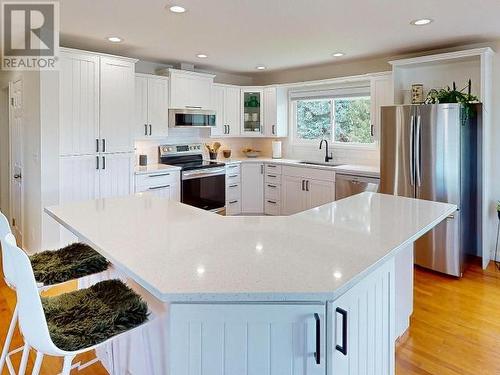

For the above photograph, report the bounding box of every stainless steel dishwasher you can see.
[335,173,380,200]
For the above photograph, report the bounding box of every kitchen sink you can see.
[298,161,344,167]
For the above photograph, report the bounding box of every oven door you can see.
[182,168,226,211]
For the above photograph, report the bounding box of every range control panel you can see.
[159,143,203,156]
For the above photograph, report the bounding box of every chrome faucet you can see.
[319,140,333,163]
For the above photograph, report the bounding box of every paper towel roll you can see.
[272,141,282,159]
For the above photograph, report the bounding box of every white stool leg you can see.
[61,355,75,375]
[0,304,18,371]
[31,352,43,375]
[18,344,30,375]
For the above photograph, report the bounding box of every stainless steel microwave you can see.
[169,108,216,128]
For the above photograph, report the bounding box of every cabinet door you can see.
[264,86,277,137]
[225,86,241,136]
[190,77,213,109]
[170,303,326,375]
[241,88,264,136]
[148,77,169,137]
[307,179,335,209]
[241,163,264,213]
[328,258,395,375]
[210,85,225,136]
[135,75,149,138]
[170,73,212,109]
[59,155,99,245]
[282,175,308,215]
[99,153,133,198]
[100,57,135,153]
[59,51,99,156]
[370,74,393,141]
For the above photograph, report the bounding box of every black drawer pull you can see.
[229,175,238,178]
[267,200,277,204]
[336,307,348,356]
[149,185,170,190]
[268,165,276,168]
[267,184,276,188]
[314,313,321,365]
[229,184,238,188]
[229,200,238,204]
[267,174,277,178]
[149,173,170,177]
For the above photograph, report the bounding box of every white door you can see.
[147,77,169,137]
[210,84,225,136]
[307,179,335,209]
[59,155,99,244]
[59,51,100,156]
[282,175,308,215]
[264,86,277,136]
[100,57,135,153]
[9,79,23,244]
[135,75,149,138]
[99,153,134,198]
[225,86,241,136]
[170,303,326,375]
[241,163,264,213]
[328,258,395,375]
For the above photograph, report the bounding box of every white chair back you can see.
[2,235,66,356]
[0,211,17,287]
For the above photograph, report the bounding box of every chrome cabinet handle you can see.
[410,114,415,187]
[149,173,170,177]
[415,115,422,187]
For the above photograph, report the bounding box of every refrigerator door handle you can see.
[410,114,415,186]
[416,114,422,187]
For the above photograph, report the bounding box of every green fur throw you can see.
[29,243,109,285]
[42,279,149,351]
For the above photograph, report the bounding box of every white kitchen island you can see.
[45,192,455,375]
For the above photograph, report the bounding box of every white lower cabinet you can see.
[282,175,308,215]
[134,170,181,201]
[328,258,395,375]
[241,163,264,214]
[99,153,134,198]
[170,303,326,375]
[225,163,242,215]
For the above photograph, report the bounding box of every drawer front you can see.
[226,182,241,200]
[282,165,335,182]
[226,163,241,175]
[265,163,282,174]
[264,199,280,216]
[226,172,241,185]
[135,171,180,189]
[226,199,241,215]
[265,172,281,184]
[265,182,281,200]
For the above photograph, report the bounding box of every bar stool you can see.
[0,211,109,374]
[2,233,150,375]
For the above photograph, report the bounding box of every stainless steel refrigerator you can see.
[379,104,481,277]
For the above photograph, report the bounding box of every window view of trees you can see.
[334,97,371,143]
[295,96,372,144]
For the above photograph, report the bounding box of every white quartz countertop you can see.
[134,164,181,175]
[45,193,454,302]
[218,157,379,177]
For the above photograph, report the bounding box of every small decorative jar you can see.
[411,84,424,104]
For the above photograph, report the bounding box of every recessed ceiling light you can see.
[107,36,122,43]
[411,18,433,26]
[196,53,208,58]
[169,5,186,13]
[256,66,266,70]
[332,52,345,57]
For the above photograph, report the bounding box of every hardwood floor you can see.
[0,261,499,374]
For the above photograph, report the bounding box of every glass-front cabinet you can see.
[241,88,264,136]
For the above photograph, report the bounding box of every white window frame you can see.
[290,95,377,150]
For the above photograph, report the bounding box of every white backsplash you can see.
[134,128,275,165]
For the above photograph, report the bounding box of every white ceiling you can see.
[59,0,500,74]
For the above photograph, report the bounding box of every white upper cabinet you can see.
[59,51,99,156]
[169,68,214,109]
[135,74,169,138]
[100,56,135,153]
[241,88,264,136]
[370,73,393,141]
[264,86,288,137]
[211,84,241,137]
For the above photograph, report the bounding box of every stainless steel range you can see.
[159,143,226,212]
